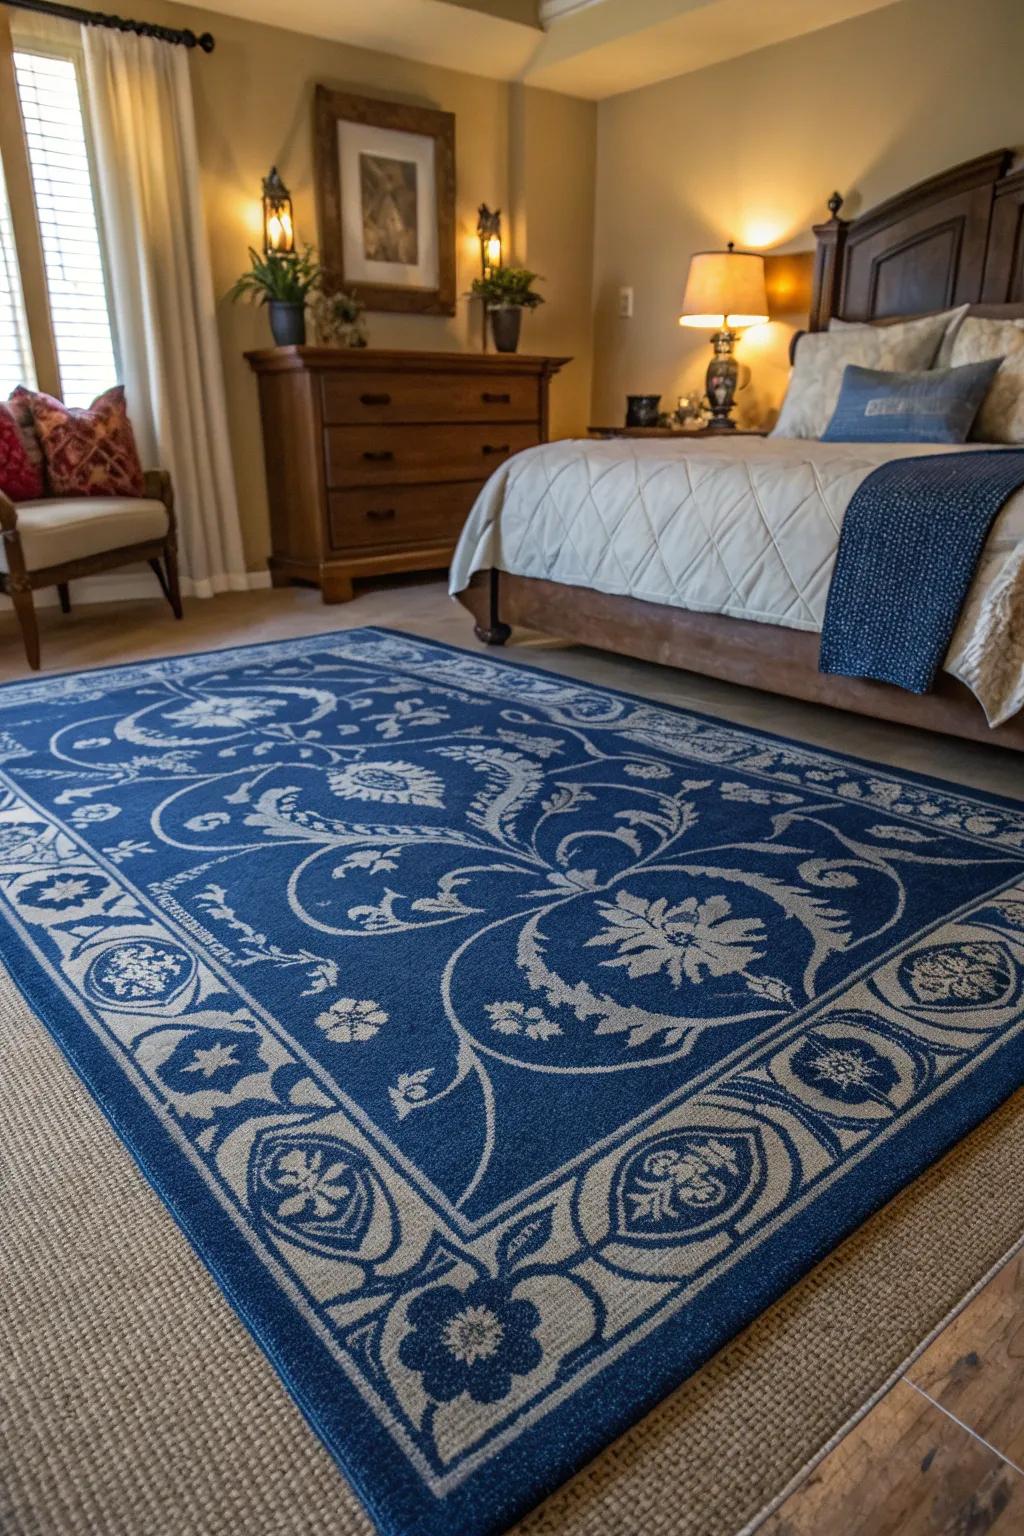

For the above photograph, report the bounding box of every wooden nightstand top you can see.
[587,425,768,439]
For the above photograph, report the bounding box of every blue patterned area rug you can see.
[3,629,1024,1536]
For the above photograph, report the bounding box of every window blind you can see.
[13,50,117,407]
[0,151,35,397]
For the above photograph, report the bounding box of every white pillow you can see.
[948,315,1024,442]
[829,304,969,365]
[772,311,953,439]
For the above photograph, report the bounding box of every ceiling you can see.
[185,0,909,99]
[526,0,907,98]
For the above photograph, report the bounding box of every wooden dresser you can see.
[245,347,570,602]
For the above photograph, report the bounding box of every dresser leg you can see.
[322,574,355,604]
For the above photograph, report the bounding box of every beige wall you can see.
[16,0,594,569]
[590,0,1024,430]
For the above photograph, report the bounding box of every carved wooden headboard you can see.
[809,149,1024,329]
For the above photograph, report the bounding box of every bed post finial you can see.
[809,190,851,332]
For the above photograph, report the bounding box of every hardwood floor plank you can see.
[755,1380,1023,1535]
[908,1250,1024,1473]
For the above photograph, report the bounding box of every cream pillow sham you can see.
[772,311,952,438]
[830,303,969,364]
[948,316,1024,442]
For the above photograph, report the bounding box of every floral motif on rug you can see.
[2,629,1024,1536]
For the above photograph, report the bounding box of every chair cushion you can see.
[0,497,169,573]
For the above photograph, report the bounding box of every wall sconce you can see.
[477,204,502,278]
[262,166,295,255]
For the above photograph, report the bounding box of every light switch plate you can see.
[618,286,634,318]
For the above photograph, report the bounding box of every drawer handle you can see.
[362,450,395,462]
[366,506,396,521]
[482,443,511,456]
[482,392,511,404]
[360,392,392,405]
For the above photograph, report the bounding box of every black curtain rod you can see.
[1,0,214,49]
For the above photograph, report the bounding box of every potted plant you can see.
[312,287,368,348]
[470,267,544,353]
[228,245,320,346]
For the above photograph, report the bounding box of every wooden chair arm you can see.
[143,469,177,538]
[0,488,29,588]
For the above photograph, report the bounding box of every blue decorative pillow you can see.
[821,358,1004,443]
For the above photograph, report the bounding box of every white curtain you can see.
[82,28,250,596]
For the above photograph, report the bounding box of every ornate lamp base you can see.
[705,328,739,429]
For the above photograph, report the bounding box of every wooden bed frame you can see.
[456,148,1024,753]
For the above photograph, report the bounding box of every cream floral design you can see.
[623,761,671,780]
[104,944,185,995]
[167,694,281,730]
[719,782,802,806]
[586,891,765,986]
[327,760,445,808]
[32,874,97,906]
[179,1040,245,1079]
[626,1139,741,1223]
[805,1044,880,1092]
[264,1148,352,1220]
[368,697,450,738]
[486,1001,562,1042]
[315,996,389,1043]
[388,1068,434,1118]
[69,802,120,825]
[903,942,1012,1006]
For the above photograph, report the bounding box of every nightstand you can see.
[587,425,769,439]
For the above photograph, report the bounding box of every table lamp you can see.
[679,243,768,429]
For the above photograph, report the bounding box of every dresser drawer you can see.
[324,423,539,487]
[328,482,481,552]
[321,371,539,425]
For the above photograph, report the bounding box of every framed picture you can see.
[314,86,456,316]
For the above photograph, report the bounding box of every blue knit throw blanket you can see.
[819,449,1024,693]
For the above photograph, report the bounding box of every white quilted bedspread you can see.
[449,436,1024,727]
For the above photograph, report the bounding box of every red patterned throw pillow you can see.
[13,385,145,497]
[0,402,44,501]
[6,390,46,481]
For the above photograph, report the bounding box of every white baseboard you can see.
[0,566,271,612]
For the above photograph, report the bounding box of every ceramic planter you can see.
[490,306,523,354]
[269,301,306,347]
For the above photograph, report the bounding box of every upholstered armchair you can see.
[0,470,182,670]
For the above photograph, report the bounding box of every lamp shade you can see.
[679,244,768,329]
